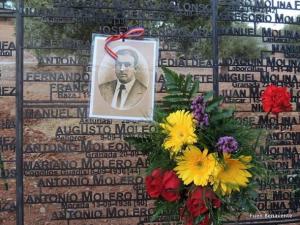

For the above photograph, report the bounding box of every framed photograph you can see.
[89,35,158,121]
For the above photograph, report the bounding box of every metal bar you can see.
[211,0,219,97]
[16,0,24,224]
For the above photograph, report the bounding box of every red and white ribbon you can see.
[104,27,145,60]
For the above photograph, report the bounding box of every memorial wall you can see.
[1,0,300,224]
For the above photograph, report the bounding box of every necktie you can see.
[116,84,125,108]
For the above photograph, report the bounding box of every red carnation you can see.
[145,168,163,198]
[261,84,292,114]
[186,187,221,218]
[161,170,181,202]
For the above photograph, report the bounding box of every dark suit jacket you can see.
[99,79,147,109]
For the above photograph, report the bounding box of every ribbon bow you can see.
[104,27,145,60]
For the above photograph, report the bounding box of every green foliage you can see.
[21,0,266,59]
[194,215,205,224]
[220,23,267,59]
[125,125,175,173]
[221,35,264,59]
[161,67,199,113]
[126,68,269,224]
[151,199,182,222]
[198,96,268,203]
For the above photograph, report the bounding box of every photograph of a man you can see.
[99,49,147,110]
[89,36,158,121]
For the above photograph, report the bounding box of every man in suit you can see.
[99,49,147,110]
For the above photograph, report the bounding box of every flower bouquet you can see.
[126,68,291,225]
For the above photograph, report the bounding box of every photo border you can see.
[89,34,158,121]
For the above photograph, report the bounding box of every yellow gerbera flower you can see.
[160,110,197,155]
[174,146,216,186]
[212,153,252,195]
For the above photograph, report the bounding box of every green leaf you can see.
[190,80,200,98]
[204,91,214,101]
[206,97,223,112]
[210,108,234,121]
[151,206,165,221]
[183,74,193,94]
[194,215,205,224]
[162,67,179,84]
[151,199,181,222]
[161,67,200,112]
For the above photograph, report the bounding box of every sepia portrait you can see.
[89,35,158,121]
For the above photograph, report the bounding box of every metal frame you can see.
[13,1,219,224]
[15,0,24,224]
[211,0,219,97]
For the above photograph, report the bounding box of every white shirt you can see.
[111,78,136,109]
